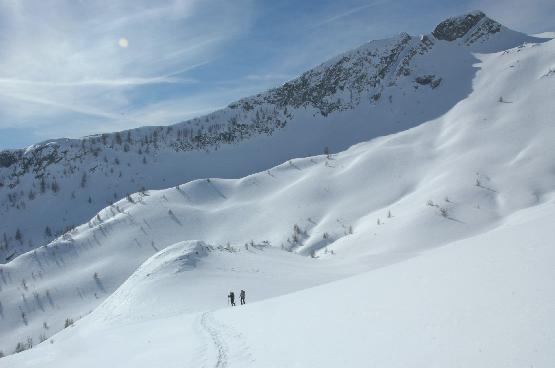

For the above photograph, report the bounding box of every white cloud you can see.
[0,0,255,138]
[0,76,197,87]
[311,1,388,28]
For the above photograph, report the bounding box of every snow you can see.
[2,202,554,367]
[0,12,544,261]
[232,203,555,368]
[0,12,554,367]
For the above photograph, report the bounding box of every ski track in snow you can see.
[201,311,229,368]
[196,311,253,368]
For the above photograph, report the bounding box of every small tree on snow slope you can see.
[14,341,28,354]
[15,228,22,244]
[51,180,59,193]
[64,318,74,328]
[40,177,46,193]
[440,207,448,218]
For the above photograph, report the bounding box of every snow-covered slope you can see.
[3,201,554,367]
[0,11,544,261]
[0,20,554,363]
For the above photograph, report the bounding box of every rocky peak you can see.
[432,11,488,41]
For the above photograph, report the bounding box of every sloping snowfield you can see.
[0,16,554,367]
[3,203,554,367]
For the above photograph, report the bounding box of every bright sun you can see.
[118,38,129,48]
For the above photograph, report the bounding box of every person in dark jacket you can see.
[240,289,246,305]
[228,291,235,306]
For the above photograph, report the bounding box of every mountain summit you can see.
[0,10,554,365]
[433,10,494,41]
[0,12,545,262]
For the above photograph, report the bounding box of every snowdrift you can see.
[2,200,554,367]
[0,11,554,366]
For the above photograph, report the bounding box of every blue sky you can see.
[0,0,553,149]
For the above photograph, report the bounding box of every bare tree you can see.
[64,318,74,328]
[15,229,22,244]
[80,172,87,188]
[324,146,331,159]
[51,180,60,193]
[44,226,52,238]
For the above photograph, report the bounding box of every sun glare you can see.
[118,38,129,48]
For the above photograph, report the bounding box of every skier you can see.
[240,289,246,305]
[228,291,236,306]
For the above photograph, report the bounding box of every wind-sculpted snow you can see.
[0,12,545,262]
[0,30,554,360]
[2,196,554,367]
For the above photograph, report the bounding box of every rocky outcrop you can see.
[432,11,486,41]
[464,17,502,45]
[415,75,442,89]
[0,150,22,169]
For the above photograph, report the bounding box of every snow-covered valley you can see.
[0,11,554,367]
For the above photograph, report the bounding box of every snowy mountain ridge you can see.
[0,14,554,364]
[0,11,542,262]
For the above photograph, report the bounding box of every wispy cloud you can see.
[0,76,197,87]
[0,89,128,122]
[0,0,553,149]
[0,0,255,144]
[311,1,388,28]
